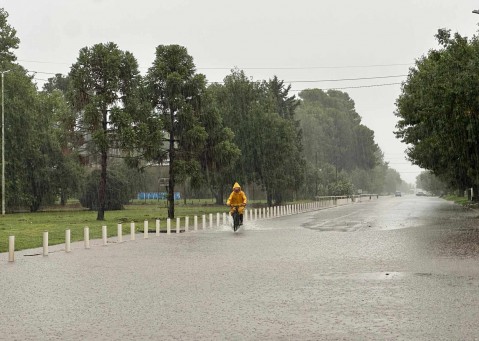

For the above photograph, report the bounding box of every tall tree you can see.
[260,78,305,204]
[395,28,479,198]
[0,8,20,66]
[69,42,141,220]
[200,84,241,204]
[146,45,207,218]
[296,89,380,194]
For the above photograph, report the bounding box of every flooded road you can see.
[1,195,478,340]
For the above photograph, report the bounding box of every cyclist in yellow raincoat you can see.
[226,182,247,225]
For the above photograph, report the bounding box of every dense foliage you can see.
[396,29,479,200]
[296,89,396,195]
[0,8,410,217]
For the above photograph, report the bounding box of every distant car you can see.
[416,191,425,196]
[395,191,402,197]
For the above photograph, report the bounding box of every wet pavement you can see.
[1,195,478,340]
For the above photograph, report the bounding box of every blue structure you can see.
[137,192,181,200]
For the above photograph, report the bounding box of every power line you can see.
[18,59,70,65]
[290,82,403,91]
[285,75,406,83]
[18,59,412,70]
[208,74,407,85]
[198,63,413,70]
[28,68,407,89]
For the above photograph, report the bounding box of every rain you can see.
[0,1,478,339]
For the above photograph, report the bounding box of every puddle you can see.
[314,271,407,280]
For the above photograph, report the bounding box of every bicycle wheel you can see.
[233,212,240,231]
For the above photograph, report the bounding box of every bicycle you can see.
[231,205,241,232]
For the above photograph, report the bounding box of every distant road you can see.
[1,195,478,340]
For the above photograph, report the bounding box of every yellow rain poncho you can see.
[226,182,247,215]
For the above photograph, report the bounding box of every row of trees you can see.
[0,8,405,219]
[396,29,479,200]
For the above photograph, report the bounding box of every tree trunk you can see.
[60,190,67,206]
[266,190,273,207]
[97,109,108,221]
[97,149,107,220]
[214,186,223,205]
[168,119,175,219]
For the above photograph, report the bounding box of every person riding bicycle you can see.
[226,182,247,225]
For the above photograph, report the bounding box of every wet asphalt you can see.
[0,195,478,340]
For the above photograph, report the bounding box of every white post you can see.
[156,219,160,236]
[84,227,90,249]
[102,225,107,245]
[185,217,189,232]
[167,218,171,234]
[131,222,136,240]
[144,220,149,239]
[43,231,49,256]
[202,215,206,230]
[117,223,123,243]
[209,213,213,228]
[65,229,71,253]
[176,217,180,234]
[194,215,198,231]
[8,235,14,262]
[216,213,220,227]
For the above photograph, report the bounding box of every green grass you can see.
[443,195,471,206]
[0,200,258,253]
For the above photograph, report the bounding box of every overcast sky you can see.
[3,0,479,184]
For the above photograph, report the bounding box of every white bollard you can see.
[131,222,136,240]
[185,217,189,232]
[65,229,71,253]
[144,220,149,239]
[194,216,198,231]
[43,231,49,256]
[8,236,14,262]
[209,213,213,228]
[102,225,107,246]
[176,217,180,234]
[156,219,160,236]
[216,213,220,227]
[84,227,90,249]
[202,215,206,230]
[117,223,123,243]
[167,218,171,234]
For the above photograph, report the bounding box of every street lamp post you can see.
[1,70,10,216]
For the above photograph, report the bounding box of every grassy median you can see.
[0,199,257,252]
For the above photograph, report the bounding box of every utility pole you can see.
[1,70,10,216]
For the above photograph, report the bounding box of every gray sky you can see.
[3,0,479,184]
